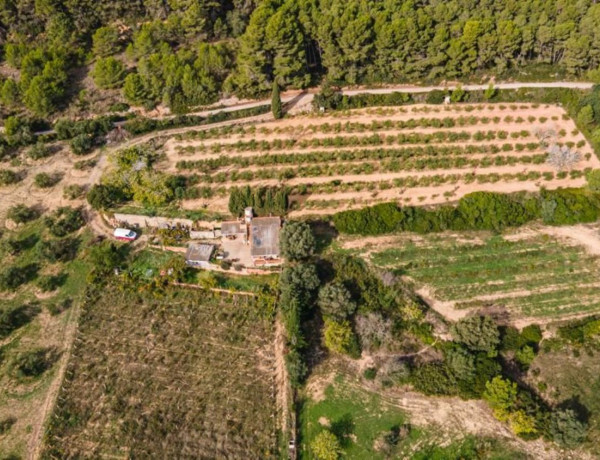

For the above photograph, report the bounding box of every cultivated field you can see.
[161,103,599,216]
[43,286,278,459]
[341,226,600,323]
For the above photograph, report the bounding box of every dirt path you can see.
[543,225,600,255]
[28,298,83,460]
[274,319,293,443]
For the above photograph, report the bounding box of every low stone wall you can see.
[112,213,194,229]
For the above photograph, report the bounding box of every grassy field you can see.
[42,284,279,459]
[299,375,410,459]
[299,375,526,459]
[361,232,600,320]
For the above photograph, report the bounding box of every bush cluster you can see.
[122,105,270,136]
[333,189,600,235]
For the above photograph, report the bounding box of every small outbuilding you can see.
[185,243,215,268]
[220,221,247,239]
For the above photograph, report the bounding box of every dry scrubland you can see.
[42,287,278,459]
[342,225,600,324]
[163,103,599,216]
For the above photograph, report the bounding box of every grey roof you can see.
[250,217,281,258]
[185,243,214,262]
[221,221,245,236]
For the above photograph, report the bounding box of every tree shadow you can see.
[0,302,41,339]
[558,396,591,423]
[310,221,338,255]
[330,413,355,448]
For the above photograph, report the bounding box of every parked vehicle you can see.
[113,228,137,241]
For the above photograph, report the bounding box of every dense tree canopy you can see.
[2,0,600,116]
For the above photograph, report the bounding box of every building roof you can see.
[250,217,281,258]
[185,243,214,262]
[221,221,245,236]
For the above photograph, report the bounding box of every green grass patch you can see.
[299,375,526,459]
[299,376,410,459]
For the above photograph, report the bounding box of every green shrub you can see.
[0,264,39,291]
[46,298,72,316]
[27,143,53,160]
[63,184,86,199]
[0,416,16,435]
[37,237,80,262]
[1,234,39,255]
[34,172,61,188]
[425,90,446,104]
[0,303,40,338]
[36,273,67,292]
[6,204,40,224]
[410,362,457,396]
[333,189,600,236]
[87,184,125,210]
[0,169,21,186]
[12,348,55,378]
[363,367,377,380]
[549,409,588,448]
[70,134,95,155]
[228,185,289,216]
[44,207,85,237]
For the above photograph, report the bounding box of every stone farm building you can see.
[185,243,215,268]
[219,214,282,266]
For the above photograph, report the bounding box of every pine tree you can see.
[271,81,283,119]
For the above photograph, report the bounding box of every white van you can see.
[113,228,137,241]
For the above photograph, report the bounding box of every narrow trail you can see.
[28,300,83,460]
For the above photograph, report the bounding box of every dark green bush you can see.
[363,367,377,380]
[0,169,21,186]
[34,172,61,188]
[0,264,39,291]
[37,237,80,262]
[410,362,458,396]
[44,207,85,237]
[70,134,95,155]
[36,273,68,292]
[27,143,53,160]
[0,303,40,338]
[425,90,447,104]
[333,189,600,236]
[46,297,73,316]
[87,184,126,210]
[6,204,40,224]
[12,348,56,379]
[228,185,289,217]
[1,234,39,255]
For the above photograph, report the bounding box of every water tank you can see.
[244,207,253,224]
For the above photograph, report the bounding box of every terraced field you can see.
[348,230,600,321]
[160,103,600,216]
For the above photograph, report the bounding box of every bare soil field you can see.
[159,103,599,216]
[42,286,278,459]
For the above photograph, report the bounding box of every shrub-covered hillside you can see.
[2,0,600,117]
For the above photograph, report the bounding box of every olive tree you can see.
[451,315,500,355]
[280,221,316,261]
[318,282,356,321]
[550,409,588,448]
